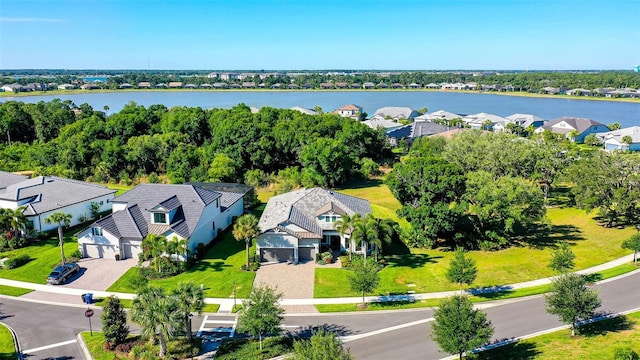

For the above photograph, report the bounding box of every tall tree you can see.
[545,273,601,336]
[131,286,181,358]
[101,295,129,348]
[350,214,378,261]
[348,259,380,305]
[548,241,576,273]
[44,212,72,264]
[431,295,494,360]
[232,214,260,268]
[446,248,478,294]
[171,282,204,342]
[236,284,285,350]
[334,213,358,259]
[621,234,640,263]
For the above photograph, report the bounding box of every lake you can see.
[4,91,639,127]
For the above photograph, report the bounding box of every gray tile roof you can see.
[0,176,115,216]
[372,107,418,120]
[259,188,372,238]
[541,117,607,134]
[0,171,28,189]
[101,184,222,240]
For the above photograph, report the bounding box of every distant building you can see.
[332,104,364,120]
[534,117,609,143]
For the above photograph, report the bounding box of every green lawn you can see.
[107,230,256,298]
[315,206,636,298]
[0,324,16,360]
[0,238,79,283]
[0,285,33,296]
[477,312,640,359]
[314,263,639,313]
[105,183,133,196]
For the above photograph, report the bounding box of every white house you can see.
[370,107,419,122]
[462,113,508,130]
[534,117,610,143]
[76,183,248,260]
[598,126,640,151]
[0,172,115,233]
[256,188,372,264]
[331,104,364,120]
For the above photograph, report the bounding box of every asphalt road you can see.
[1,270,638,359]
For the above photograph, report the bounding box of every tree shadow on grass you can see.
[475,341,541,360]
[546,186,575,208]
[382,236,411,255]
[579,314,635,337]
[194,260,231,272]
[385,253,443,269]
[516,223,584,249]
[470,286,515,299]
[335,179,384,190]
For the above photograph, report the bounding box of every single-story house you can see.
[57,84,75,90]
[1,84,23,92]
[414,110,463,123]
[76,183,249,260]
[168,82,183,88]
[256,188,372,263]
[534,117,610,143]
[370,107,419,122]
[362,118,404,131]
[505,114,546,129]
[386,121,449,147]
[0,172,115,233]
[138,82,151,88]
[598,126,640,151]
[462,113,508,130]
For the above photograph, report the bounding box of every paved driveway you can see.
[254,261,317,299]
[55,257,137,290]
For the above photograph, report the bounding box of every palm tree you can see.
[143,234,167,272]
[44,212,72,265]
[350,214,378,261]
[171,282,204,342]
[131,286,181,358]
[334,213,358,260]
[568,129,580,142]
[233,214,260,268]
[369,216,395,262]
[0,207,28,245]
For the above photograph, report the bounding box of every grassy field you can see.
[105,183,133,196]
[0,285,33,296]
[0,324,16,360]
[313,182,636,298]
[477,312,640,359]
[107,229,256,298]
[0,238,80,283]
[314,263,639,312]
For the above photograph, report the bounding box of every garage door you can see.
[298,247,315,262]
[123,241,142,260]
[260,248,294,263]
[84,244,118,259]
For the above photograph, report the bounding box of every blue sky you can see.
[1,0,638,70]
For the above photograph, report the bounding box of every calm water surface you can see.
[5,91,639,127]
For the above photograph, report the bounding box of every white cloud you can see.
[0,17,65,23]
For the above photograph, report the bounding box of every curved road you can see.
[1,270,639,359]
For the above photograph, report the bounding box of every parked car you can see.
[46,262,80,285]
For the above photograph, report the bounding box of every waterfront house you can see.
[291,106,318,115]
[534,117,609,143]
[119,83,133,89]
[138,82,151,88]
[462,113,508,130]
[168,82,183,88]
[363,82,375,89]
[386,121,449,147]
[370,107,418,122]
[598,126,640,151]
[57,84,75,90]
[331,104,364,120]
[1,84,23,92]
[256,188,372,263]
[505,114,546,129]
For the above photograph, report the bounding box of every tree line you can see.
[0,100,389,188]
[3,70,639,91]
[386,131,640,250]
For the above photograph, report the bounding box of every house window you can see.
[92,227,102,236]
[153,212,167,224]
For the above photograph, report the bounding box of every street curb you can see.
[1,322,23,360]
[77,332,93,360]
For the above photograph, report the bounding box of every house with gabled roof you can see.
[331,104,364,120]
[76,183,249,260]
[0,172,115,233]
[386,122,449,147]
[371,107,419,122]
[257,188,372,263]
[597,126,640,151]
[534,117,609,143]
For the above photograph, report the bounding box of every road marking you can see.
[23,339,78,354]
[203,319,237,324]
[341,317,435,343]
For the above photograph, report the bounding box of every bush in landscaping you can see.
[3,254,30,269]
[241,262,260,271]
[614,347,639,360]
[339,255,352,268]
[215,337,293,360]
[321,251,333,264]
[70,250,82,259]
[317,259,326,265]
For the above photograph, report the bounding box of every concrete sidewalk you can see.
[0,254,636,310]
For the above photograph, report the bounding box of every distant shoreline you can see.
[1,88,639,104]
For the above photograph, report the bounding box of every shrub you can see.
[321,251,333,264]
[4,254,30,269]
[614,347,639,360]
[317,259,326,265]
[70,250,83,259]
[340,255,352,268]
